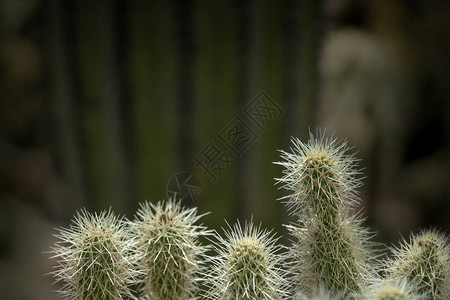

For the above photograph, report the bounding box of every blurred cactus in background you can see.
[276,133,377,297]
[293,285,336,300]
[203,220,289,300]
[130,199,210,300]
[49,209,139,299]
[369,280,421,300]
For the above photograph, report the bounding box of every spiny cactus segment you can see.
[287,215,375,297]
[370,280,421,300]
[50,209,139,300]
[275,133,361,220]
[131,199,210,300]
[276,133,376,297]
[387,229,450,300]
[203,220,289,300]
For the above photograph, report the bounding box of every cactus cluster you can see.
[49,132,450,300]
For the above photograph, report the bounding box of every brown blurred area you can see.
[0,0,449,298]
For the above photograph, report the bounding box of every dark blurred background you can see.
[1,0,450,298]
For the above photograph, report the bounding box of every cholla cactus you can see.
[204,220,289,300]
[287,215,374,297]
[369,280,421,300]
[50,209,139,299]
[386,230,450,300]
[294,285,336,300]
[275,133,361,221]
[276,133,376,297]
[131,199,210,300]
